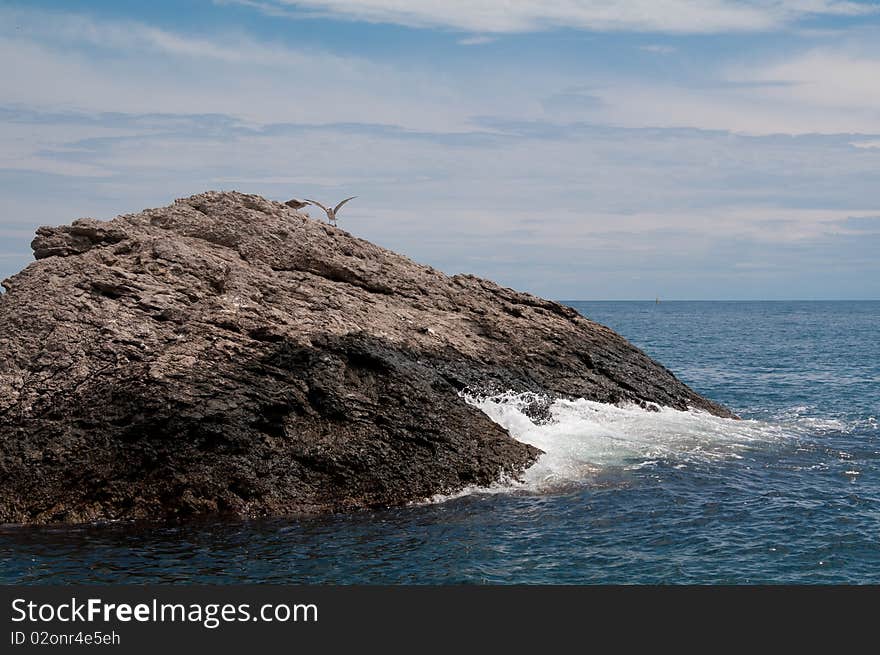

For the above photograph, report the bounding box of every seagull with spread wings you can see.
[304,196,357,225]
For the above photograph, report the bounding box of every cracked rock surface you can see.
[0,191,734,524]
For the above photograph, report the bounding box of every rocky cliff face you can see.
[0,192,734,524]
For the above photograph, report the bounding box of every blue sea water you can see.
[2,301,878,584]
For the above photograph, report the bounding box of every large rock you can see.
[0,192,734,524]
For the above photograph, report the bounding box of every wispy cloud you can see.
[2,2,880,298]
[0,7,498,131]
[213,0,304,19]
[458,35,496,46]
[730,47,880,110]
[638,44,676,54]
[235,1,878,34]
[3,102,879,297]
[5,5,880,135]
[570,41,880,134]
[540,86,604,119]
[2,6,363,67]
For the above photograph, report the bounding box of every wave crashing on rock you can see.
[0,191,734,524]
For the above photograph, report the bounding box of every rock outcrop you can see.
[0,192,734,524]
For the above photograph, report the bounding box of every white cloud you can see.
[560,42,880,134]
[3,109,879,297]
[638,44,677,54]
[0,121,136,177]
[213,0,304,19]
[3,4,880,298]
[248,1,876,34]
[590,83,880,134]
[7,7,336,67]
[5,5,880,136]
[458,35,496,45]
[0,27,480,131]
[732,48,880,110]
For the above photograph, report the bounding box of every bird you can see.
[284,198,309,210]
[304,197,357,225]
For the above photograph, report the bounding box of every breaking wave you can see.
[431,392,849,500]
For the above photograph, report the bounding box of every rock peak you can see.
[0,192,734,524]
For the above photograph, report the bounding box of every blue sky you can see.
[2,1,879,299]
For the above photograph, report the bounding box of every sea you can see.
[2,301,878,584]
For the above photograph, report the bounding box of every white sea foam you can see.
[427,392,848,502]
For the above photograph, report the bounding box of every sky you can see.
[2,1,880,300]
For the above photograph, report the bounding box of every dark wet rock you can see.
[0,191,734,524]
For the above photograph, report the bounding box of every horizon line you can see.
[558,298,880,303]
